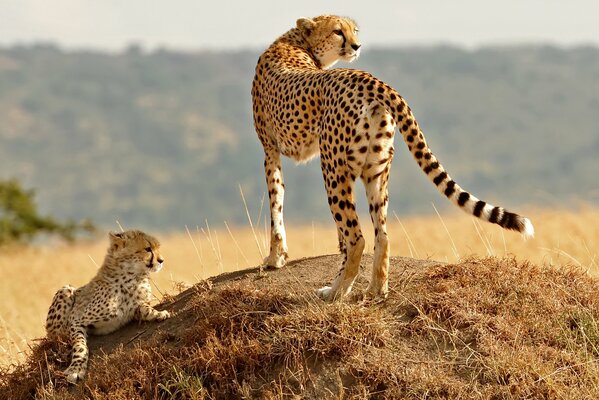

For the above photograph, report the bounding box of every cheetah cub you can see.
[45,229,171,384]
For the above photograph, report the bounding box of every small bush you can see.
[0,179,94,245]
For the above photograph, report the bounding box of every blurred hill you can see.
[0,44,597,230]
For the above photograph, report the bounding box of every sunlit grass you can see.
[0,206,597,367]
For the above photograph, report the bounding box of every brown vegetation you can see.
[0,208,597,368]
[1,254,597,399]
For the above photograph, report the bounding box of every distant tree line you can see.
[0,44,597,230]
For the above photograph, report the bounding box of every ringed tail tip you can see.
[522,217,535,239]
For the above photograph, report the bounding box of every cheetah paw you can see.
[64,366,86,384]
[263,252,288,270]
[317,286,333,301]
[363,286,389,302]
[157,310,171,321]
[159,310,174,321]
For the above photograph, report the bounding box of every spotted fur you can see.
[45,230,170,384]
[251,15,534,301]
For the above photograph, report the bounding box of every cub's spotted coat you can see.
[45,230,170,383]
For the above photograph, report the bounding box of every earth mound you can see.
[1,254,598,399]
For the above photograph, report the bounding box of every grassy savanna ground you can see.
[3,254,598,399]
[0,207,597,368]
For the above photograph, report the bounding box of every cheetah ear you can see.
[296,18,315,37]
[109,231,124,242]
[109,231,126,250]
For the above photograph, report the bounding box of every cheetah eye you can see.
[333,29,343,37]
[145,247,152,252]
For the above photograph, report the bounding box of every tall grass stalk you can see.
[239,185,264,260]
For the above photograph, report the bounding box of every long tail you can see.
[387,89,534,238]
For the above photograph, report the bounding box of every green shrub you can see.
[0,179,94,245]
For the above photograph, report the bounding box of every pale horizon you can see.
[2,0,599,52]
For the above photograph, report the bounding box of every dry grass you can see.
[0,254,597,399]
[0,207,597,368]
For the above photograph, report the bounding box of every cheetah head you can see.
[108,230,165,274]
[296,15,361,69]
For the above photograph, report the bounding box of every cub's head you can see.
[296,15,361,69]
[108,229,164,274]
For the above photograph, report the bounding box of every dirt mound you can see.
[1,255,598,399]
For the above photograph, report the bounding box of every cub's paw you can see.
[156,310,171,321]
[64,366,86,384]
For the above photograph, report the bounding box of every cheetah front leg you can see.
[317,161,365,301]
[263,147,288,269]
[45,285,75,339]
[135,280,171,321]
[136,303,171,322]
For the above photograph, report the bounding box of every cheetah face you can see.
[108,230,165,274]
[144,243,165,273]
[296,15,361,69]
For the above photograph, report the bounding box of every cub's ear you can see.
[109,231,124,243]
[296,17,315,37]
[109,231,126,250]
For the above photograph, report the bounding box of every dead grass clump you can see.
[347,257,599,399]
[0,338,66,400]
[0,281,389,399]
[0,337,179,400]
[179,283,389,397]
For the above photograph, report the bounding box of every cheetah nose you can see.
[157,257,164,264]
[351,43,361,51]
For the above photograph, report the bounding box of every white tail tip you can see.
[522,218,535,239]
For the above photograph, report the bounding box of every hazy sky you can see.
[2,0,599,51]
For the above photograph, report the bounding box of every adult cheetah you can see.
[45,230,170,383]
[251,15,534,301]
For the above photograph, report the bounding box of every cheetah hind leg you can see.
[64,325,88,384]
[361,106,395,300]
[45,285,75,339]
[316,231,348,300]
